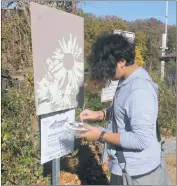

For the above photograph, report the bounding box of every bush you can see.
[1,76,49,185]
[158,83,176,135]
[150,71,176,136]
[85,88,109,111]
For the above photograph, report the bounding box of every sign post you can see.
[52,158,60,185]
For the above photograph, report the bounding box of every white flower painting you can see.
[30,2,84,115]
[51,34,83,90]
[36,34,84,115]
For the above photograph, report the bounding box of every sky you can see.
[78,1,176,26]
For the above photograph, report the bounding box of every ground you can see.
[35,138,176,185]
[165,153,176,185]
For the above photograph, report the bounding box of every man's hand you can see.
[79,124,121,145]
[79,124,102,141]
[80,109,104,122]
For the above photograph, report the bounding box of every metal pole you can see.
[165,0,168,36]
[161,0,168,81]
[161,34,166,81]
[101,143,108,164]
[52,158,60,185]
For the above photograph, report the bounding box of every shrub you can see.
[1,75,49,185]
[150,71,176,136]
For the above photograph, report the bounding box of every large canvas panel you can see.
[30,2,84,115]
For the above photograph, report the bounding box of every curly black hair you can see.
[88,33,136,81]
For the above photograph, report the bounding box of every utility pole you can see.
[160,0,168,81]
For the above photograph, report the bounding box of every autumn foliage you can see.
[135,46,145,66]
[1,1,176,185]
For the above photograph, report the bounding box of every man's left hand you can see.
[79,124,102,141]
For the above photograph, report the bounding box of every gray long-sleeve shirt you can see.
[107,67,161,176]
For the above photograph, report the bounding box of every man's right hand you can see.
[80,109,105,122]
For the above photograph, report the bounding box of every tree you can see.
[38,1,79,13]
[167,26,176,53]
[135,46,145,66]
[84,14,101,70]
[135,30,148,58]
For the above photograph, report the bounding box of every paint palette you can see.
[68,122,88,132]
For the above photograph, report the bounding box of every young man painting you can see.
[79,33,171,185]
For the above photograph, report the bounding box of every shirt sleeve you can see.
[119,89,158,150]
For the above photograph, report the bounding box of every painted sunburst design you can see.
[36,33,83,115]
[50,33,84,89]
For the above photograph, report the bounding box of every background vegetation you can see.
[1,1,176,185]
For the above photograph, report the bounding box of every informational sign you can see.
[30,2,84,115]
[101,80,119,102]
[40,109,75,164]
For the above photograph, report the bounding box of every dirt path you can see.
[165,153,176,185]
